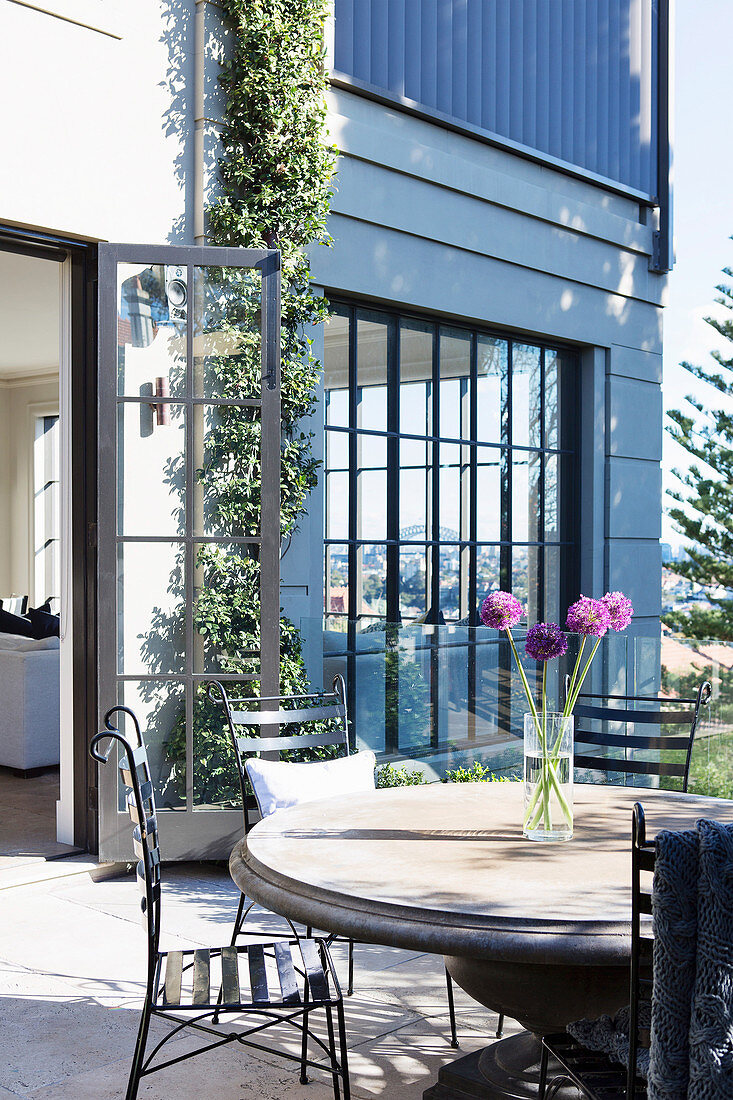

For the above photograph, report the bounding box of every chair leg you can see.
[300,977,310,1084]
[496,1011,505,1038]
[230,891,247,946]
[325,1003,341,1100]
[125,997,153,1100]
[336,996,351,1100]
[538,1041,549,1100]
[445,967,459,1048]
[347,938,355,996]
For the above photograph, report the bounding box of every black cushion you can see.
[25,606,60,639]
[0,608,34,637]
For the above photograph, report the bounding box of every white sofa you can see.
[0,633,60,772]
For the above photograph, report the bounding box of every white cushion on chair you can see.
[245,750,376,819]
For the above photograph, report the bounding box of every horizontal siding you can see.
[333,0,658,197]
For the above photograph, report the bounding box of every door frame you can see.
[0,225,97,852]
[96,243,281,861]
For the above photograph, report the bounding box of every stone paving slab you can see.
[0,863,506,1098]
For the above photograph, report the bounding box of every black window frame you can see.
[323,299,580,758]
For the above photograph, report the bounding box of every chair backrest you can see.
[208,675,349,833]
[90,706,162,962]
[570,681,711,791]
[627,802,656,1097]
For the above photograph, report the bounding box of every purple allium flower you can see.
[601,591,634,632]
[565,595,612,637]
[480,590,524,630]
[525,622,569,662]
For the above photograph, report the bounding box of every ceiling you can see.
[0,250,60,377]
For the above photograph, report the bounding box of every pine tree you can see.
[665,244,733,639]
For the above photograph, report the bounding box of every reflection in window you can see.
[323,303,577,631]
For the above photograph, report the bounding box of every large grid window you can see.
[324,303,578,630]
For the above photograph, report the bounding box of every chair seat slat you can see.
[231,704,345,726]
[274,942,301,1006]
[247,944,269,1005]
[192,949,211,1006]
[574,704,693,724]
[638,894,653,915]
[235,730,347,754]
[638,849,656,871]
[220,947,240,1005]
[299,938,330,1001]
[163,951,183,1006]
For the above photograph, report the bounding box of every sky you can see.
[661,1,733,545]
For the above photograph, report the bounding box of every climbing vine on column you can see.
[163,0,337,804]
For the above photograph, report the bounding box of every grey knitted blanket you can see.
[568,818,733,1100]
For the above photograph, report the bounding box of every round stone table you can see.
[229,782,733,1100]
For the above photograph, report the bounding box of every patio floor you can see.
[0,860,511,1098]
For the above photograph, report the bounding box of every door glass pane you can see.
[439,544,461,620]
[193,681,241,808]
[400,466,427,535]
[545,349,559,449]
[325,543,349,615]
[439,443,461,536]
[117,402,185,536]
[544,547,561,624]
[193,543,260,675]
[324,308,350,426]
[193,266,262,399]
[326,427,348,470]
[544,454,559,540]
[513,546,540,623]
[193,404,261,536]
[400,320,432,436]
[476,545,501,598]
[119,680,186,809]
[356,544,387,618]
[357,446,387,540]
[439,328,471,439]
[476,455,501,541]
[117,541,185,674]
[512,343,541,448]
[357,316,388,431]
[327,471,349,540]
[117,264,187,396]
[400,546,427,619]
[477,335,506,444]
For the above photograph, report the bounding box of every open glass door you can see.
[97,244,280,860]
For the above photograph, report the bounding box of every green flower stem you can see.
[565,635,604,715]
[505,628,541,735]
[563,637,586,717]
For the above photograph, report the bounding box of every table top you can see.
[230,782,733,965]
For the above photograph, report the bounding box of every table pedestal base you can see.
[423,1032,577,1100]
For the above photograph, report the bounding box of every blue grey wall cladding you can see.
[333,0,658,197]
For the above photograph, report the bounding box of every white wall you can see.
[0,0,228,244]
[0,375,60,602]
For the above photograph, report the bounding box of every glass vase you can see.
[523,712,574,842]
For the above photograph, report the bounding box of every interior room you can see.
[0,249,73,863]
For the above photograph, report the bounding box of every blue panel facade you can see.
[333,0,658,197]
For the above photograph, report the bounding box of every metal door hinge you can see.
[88,786,98,811]
[88,522,97,548]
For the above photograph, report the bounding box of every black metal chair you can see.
[539,801,654,1099]
[91,705,350,1100]
[571,680,712,791]
[209,675,473,1048]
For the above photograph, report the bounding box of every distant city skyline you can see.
[662,1,733,547]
